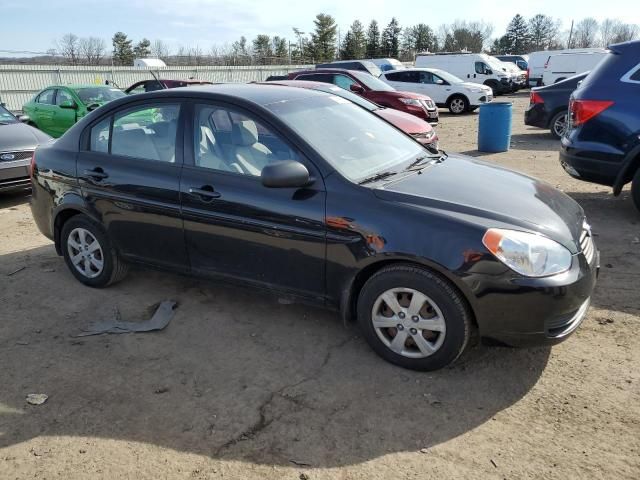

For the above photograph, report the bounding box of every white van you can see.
[368,58,406,72]
[415,53,512,95]
[528,48,606,86]
[542,51,608,85]
[497,60,527,89]
[380,68,493,114]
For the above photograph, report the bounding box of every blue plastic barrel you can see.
[477,102,513,153]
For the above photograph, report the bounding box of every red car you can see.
[288,68,439,125]
[124,79,213,94]
[262,80,438,149]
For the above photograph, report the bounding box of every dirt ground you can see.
[1,93,638,479]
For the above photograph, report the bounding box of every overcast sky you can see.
[2,0,639,55]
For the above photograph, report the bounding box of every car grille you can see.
[579,222,596,265]
[0,150,33,163]
[421,99,435,110]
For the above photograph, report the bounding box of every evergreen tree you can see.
[350,20,367,58]
[272,36,288,58]
[366,20,381,58]
[381,17,402,57]
[309,13,338,62]
[133,38,151,58]
[340,30,356,59]
[112,32,133,66]
[504,14,530,54]
[528,14,559,50]
[252,34,273,63]
[232,36,249,57]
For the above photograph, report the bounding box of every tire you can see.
[632,168,640,212]
[357,265,472,371]
[549,111,568,139]
[447,95,469,115]
[61,215,128,287]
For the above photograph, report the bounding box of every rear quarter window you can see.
[630,67,640,82]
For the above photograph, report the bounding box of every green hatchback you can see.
[22,85,126,138]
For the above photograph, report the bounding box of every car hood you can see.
[373,154,584,252]
[375,108,433,135]
[0,122,52,151]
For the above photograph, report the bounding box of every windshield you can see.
[488,58,508,71]
[429,69,464,84]
[0,105,18,124]
[74,87,125,105]
[351,70,395,91]
[266,95,425,183]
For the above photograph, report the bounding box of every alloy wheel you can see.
[371,287,446,358]
[451,99,465,114]
[67,227,104,279]
[553,113,568,138]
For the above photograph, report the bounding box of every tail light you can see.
[29,151,36,179]
[530,91,544,104]
[569,99,614,126]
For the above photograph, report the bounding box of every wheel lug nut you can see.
[397,324,404,331]
[412,316,419,322]
[410,328,417,335]
[398,312,406,319]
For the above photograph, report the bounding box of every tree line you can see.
[34,13,640,66]
[493,14,639,54]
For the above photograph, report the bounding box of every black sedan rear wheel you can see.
[357,265,472,371]
[632,169,640,212]
[61,215,128,287]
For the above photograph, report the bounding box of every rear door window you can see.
[296,73,334,84]
[88,103,181,163]
[37,90,55,105]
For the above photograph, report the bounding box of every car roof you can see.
[120,83,327,106]
[295,68,360,76]
[54,84,115,90]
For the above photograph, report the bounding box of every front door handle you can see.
[189,186,221,200]
[83,168,108,180]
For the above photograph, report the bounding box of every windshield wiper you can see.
[405,151,448,172]
[358,170,397,185]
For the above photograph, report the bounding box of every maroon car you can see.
[288,68,439,125]
[125,79,213,94]
[262,80,438,149]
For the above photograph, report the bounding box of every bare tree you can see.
[573,18,599,48]
[151,39,170,61]
[79,37,106,65]
[612,23,639,43]
[189,46,203,65]
[56,33,80,65]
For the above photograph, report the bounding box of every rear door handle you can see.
[83,168,108,180]
[189,186,221,200]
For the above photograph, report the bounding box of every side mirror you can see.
[59,100,77,109]
[261,160,311,188]
[349,84,365,94]
[435,79,445,85]
[486,69,493,75]
[17,115,30,123]
[86,103,101,112]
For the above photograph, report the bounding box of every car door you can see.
[180,101,326,298]
[53,88,78,136]
[419,71,446,104]
[76,99,189,269]
[32,89,56,135]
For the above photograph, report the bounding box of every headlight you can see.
[482,228,572,277]
[465,87,483,93]
[399,98,422,106]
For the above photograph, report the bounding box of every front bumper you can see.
[473,244,599,347]
[0,161,30,191]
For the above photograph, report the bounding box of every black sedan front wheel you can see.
[357,265,472,371]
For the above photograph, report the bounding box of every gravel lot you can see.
[1,93,638,479]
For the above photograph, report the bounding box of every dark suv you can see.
[560,40,640,210]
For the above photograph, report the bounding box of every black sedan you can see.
[30,84,598,371]
[0,104,51,191]
[525,73,588,139]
